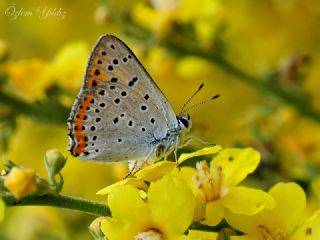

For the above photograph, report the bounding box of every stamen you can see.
[192,161,227,202]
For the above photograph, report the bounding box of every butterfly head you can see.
[177,114,192,132]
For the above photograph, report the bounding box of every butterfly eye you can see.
[178,117,189,128]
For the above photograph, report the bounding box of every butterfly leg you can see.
[123,160,138,179]
[130,149,154,176]
[174,136,181,171]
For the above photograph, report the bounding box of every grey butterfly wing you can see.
[78,82,172,161]
[68,34,177,161]
[97,35,177,128]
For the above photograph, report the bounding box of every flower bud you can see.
[44,149,67,179]
[4,167,37,199]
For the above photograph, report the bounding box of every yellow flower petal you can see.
[188,230,218,239]
[0,198,5,222]
[212,148,260,187]
[178,146,222,164]
[107,184,151,229]
[101,217,138,240]
[225,182,307,239]
[201,199,224,226]
[148,175,195,235]
[263,182,306,234]
[192,197,206,222]
[171,167,197,189]
[171,167,206,221]
[223,186,275,215]
[96,178,148,195]
[290,210,320,240]
[225,209,262,239]
[136,160,176,182]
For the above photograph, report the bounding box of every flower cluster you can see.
[96,147,320,240]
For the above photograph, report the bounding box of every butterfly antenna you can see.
[181,94,220,114]
[179,83,204,115]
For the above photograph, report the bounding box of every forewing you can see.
[68,35,177,161]
[81,35,176,124]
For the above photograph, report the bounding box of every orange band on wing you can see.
[73,95,93,155]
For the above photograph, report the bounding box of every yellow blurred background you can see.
[1,0,320,239]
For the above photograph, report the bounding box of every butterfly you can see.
[67,34,218,169]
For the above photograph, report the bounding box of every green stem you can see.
[2,194,110,216]
[1,193,217,231]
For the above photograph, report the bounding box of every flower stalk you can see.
[1,193,110,216]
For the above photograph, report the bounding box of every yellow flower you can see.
[5,40,88,101]
[4,167,37,199]
[7,59,52,100]
[134,147,274,226]
[178,148,275,226]
[50,40,89,92]
[100,175,195,240]
[0,197,5,222]
[226,182,320,240]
